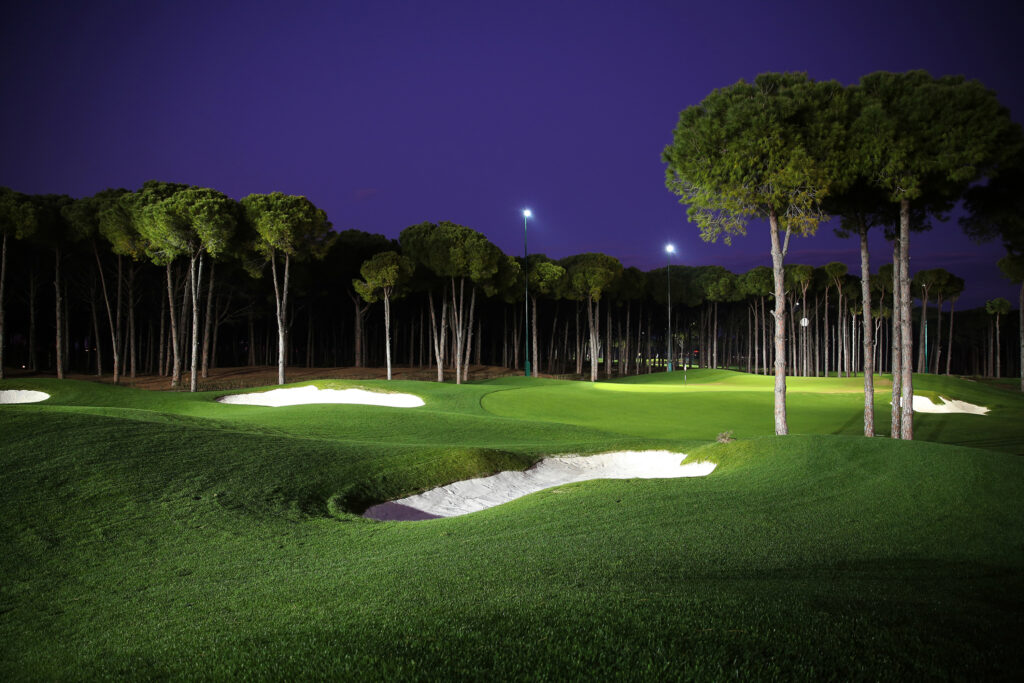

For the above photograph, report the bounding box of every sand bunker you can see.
[911,394,989,415]
[0,390,50,404]
[364,450,716,521]
[217,385,424,408]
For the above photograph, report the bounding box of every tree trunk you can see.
[462,286,476,383]
[166,263,181,387]
[768,210,789,435]
[860,228,874,437]
[384,290,392,380]
[532,294,539,376]
[128,266,137,379]
[916,287,929,373]
[1019,284,1023,391]
[605,303,612,378]
[995,313,1002,378]
[55,248,64,379]
[891,239,902,438]
[270,252,289,386]
[899,200,914,440]
[427,291,446,382]
[824,286,829,378]
[90,284,102,376]
[931,294,943,375]
[201,261,215,379]
[92,243,120,384]
[189,253,203,393]
[586,296,599,382]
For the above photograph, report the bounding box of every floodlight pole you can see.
[523,209,531,377]
[666,244,674,372]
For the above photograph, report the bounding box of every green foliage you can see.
[527,255,566,298]
[741,266,773,298]
[0,187,36,240]
[962,148,1024,253]
[137,187,237,265]
[998,254,1024,284]
[558,252,622,302]
[241,192,333,262]
[858,71,1020,204]
[985,297,1011,316]
[352,251,414,303]
[663,73,844,244]
[400,221,507,294]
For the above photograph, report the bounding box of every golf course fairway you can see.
[1,369,1022,679]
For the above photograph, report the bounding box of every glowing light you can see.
[523,209,532,218]
[665,243,675,254]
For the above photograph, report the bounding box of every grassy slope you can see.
[1,372,1023,679]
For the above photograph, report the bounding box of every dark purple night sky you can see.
[2,0,1022,307]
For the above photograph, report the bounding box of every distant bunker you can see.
[216,385,424,408]
[0,390,50,405]
[911,395,989,415]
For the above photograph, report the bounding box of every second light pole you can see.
[523,209,532,377]
[666,243,675,372]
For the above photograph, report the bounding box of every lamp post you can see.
[523,209,532,377]
[666,244,675,372]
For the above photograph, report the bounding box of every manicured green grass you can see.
[1,371,1022,679]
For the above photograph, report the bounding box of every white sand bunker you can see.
[364,451,716,521]
[0,390,49,404]
[911,394,989,415]
[217,385,424,408]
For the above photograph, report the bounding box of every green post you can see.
[523,210,531,377]
[666,244,674,372]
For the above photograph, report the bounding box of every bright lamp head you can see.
[523,209,532,218]
[665,244,675,254]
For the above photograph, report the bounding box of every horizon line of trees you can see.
[0,183,1019,389]
[3,70,1024,445]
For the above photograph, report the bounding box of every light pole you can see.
[666,244,675,372]
[523,209,532,377]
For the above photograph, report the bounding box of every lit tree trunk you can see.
[768,210,789,436]
[605,303,612,378]
[891,239,902,438]
[201,261,215,379]
[166,263,181,387]
[189,253,204,393]
[383,288,392,380]
[128,266,137,379]
[995,312,1002,378]
[916,286,929,373]
[93,243,120,384]
[427,292,446,382]
[269,252,289,386]
[899,200,914,440]
[713,301,719,369]
[824,285,829,378]
[931,294,943,374]
[860,228,874,437]
[462,286,476,383]
[55,248,64,379]
[946,298,956,376]
[586,295,600,382]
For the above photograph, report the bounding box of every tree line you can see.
[2,70,1022,443]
